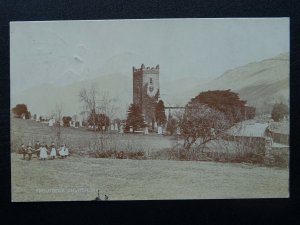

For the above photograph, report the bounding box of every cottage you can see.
[265,121,289,146]
[225,120,269,148]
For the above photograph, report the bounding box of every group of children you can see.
[20,141,70,160]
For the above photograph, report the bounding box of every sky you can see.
[10,18,289,95]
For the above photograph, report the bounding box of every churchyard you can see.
[11,117,289,201]
[11,117,175,156]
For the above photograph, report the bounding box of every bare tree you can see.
[79,86,119,152]
[96,91,119,132]
[54,103,63,147]
[73,114,78,122]
[79,85,97,132]
[180,103,231,151]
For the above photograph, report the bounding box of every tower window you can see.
[150,78,153,84]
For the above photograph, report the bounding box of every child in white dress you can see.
[64,144,69,158]
[50,143,57,159]
[59,144,65,158]
[39,144,48,160]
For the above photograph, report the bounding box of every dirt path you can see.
[11,153,289,201]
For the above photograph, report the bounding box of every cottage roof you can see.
[227,121,269,137]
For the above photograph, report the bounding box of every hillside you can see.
[11,52,289,117]
[11,73,133,119]
[196,53,289,113]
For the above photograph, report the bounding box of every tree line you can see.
[12,89,289,143]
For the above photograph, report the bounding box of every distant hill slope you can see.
[12,53,289,117]
[11,73,132,119]
[199,53,289,113]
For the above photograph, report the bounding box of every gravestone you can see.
[114,123,118,131]
[157,126,163,135]
[144,127,149,135]
[48,119,54,127]
[119,125,124,134]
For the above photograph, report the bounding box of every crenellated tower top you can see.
[133,64,159,74]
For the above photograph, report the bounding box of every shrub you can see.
[92,150,146,160]
[271,102,289,122]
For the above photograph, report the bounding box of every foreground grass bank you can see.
[11,153,289,201]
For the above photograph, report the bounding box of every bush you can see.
[264,148,289,168]
[151,139,268,165]
[63,116,72,127]
[92,150,146,160]
[271,102,289,122]
[12,104,29,118]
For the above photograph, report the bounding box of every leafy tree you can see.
[271,102,289,122]
[180,90,256,151]
[62,116,72,127]
[125,104,146,132]
[12,104,29,118]
[155,100,167,126]
[245,106,256,120]
[191,90,253,123]
[87,113,110,131]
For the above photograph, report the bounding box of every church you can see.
[132,64,160,127]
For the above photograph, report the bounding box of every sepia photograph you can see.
[10,18,289,201]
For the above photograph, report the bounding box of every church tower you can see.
[133,64,160,124]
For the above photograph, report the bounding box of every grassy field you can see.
[11,118,289,201]
[11,153,289,201]
[11,118,175,154]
